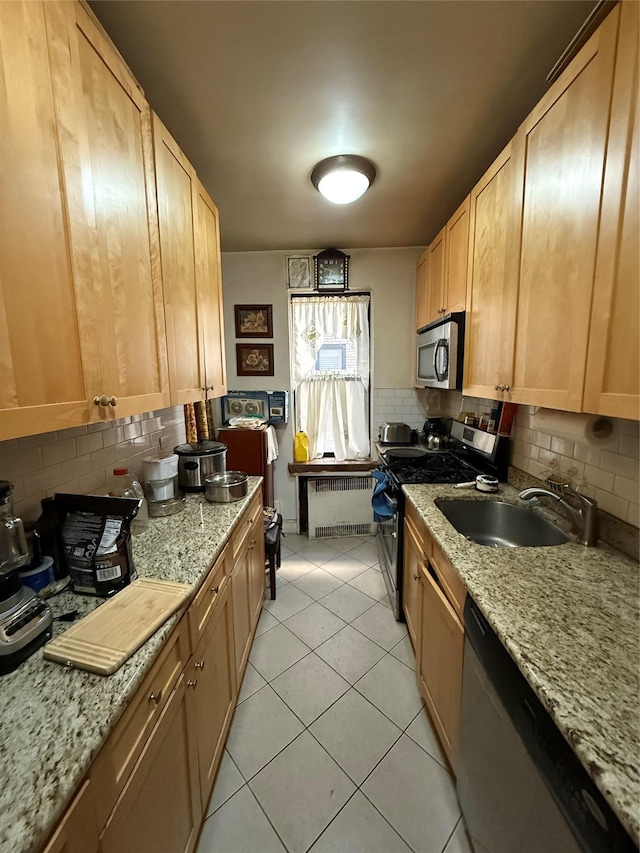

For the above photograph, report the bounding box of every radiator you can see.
[307,475,376,539]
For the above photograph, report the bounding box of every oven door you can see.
[376,489,404,620]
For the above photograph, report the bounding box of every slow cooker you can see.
[174,441,227,492]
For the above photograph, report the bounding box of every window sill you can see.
[288,458,377,475]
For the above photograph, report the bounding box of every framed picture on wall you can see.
[286,256,312,290]
[236,343,274,376]
[234,304,272,338]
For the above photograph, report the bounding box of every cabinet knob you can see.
[504,385,510,392]
[494,385,501,391]
[93,394,118,407]
[413,574,419,581]
[195,660,205,671]
[148,690,163,705]
[187,678,198,689]
[211,585,219,595]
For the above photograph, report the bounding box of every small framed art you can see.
[286,256,312,290]
[234,305,272,338]
[236,343,274,376]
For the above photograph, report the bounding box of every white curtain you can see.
[290,296,370,461]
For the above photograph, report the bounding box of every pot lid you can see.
[174,441,227,456]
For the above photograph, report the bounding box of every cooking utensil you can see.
[379,423,412,445]
[426,434,450,451]
[204,471,249,503]
[454,474,500,493]
[174,441,227,492]
[383,447,428,461]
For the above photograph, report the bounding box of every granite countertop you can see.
[0,478,263,853]
[404,482,640,842]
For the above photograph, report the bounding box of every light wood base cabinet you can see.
[41,495,265,853]
[186,578,236,813]
[403,498,466,773]
[99,673,200,853]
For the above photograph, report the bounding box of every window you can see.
[290,294,370,460]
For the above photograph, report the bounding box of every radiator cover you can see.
[307,475,376,539]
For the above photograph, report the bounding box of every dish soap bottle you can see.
[108,468,149,534]
[294,432,309,463]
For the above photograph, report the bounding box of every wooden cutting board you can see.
[44,578,191,675]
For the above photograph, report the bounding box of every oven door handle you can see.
[434,338,449,382]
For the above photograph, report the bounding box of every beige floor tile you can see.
[308,791,412,853]
[315,625,386,684]
[356,655,423,728]
[283,602,347,649]
[197,785,286,853]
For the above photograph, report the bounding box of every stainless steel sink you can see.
[435,499,569,548]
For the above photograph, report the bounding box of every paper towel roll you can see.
[530,408,616,446]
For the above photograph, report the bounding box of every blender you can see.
[0,481,53,674]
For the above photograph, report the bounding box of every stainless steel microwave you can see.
[416,312,465,389]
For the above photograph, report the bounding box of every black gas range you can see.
[376,421,509,619]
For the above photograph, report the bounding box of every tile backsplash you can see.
[511,408,639,528]
[0,407,186,522]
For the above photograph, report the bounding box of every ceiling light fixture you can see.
[311,155,377,205]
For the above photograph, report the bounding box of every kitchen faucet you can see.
[518,486,599,546]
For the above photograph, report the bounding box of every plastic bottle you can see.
[108,468,149,534]
[294,432,309,462]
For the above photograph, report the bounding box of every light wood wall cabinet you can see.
[153,116,227,406]
[583,0,639,420]
[415,197,470,333]
[463,141,521,400]
[509,6,620,411]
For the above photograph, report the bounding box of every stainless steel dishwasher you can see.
[457,596,637,853]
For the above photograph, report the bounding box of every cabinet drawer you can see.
[231,491,262,561]
[90,619,189,830]
[188,550,228,650]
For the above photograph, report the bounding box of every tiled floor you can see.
[196,533,472,853]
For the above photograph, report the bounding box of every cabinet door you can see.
[195,180,227,399]
[153,114,204,405]
[65,4,169,419]
[444,196,470,314]
[415,251,430,331]
[186,581,236,812]
[463,141,521,398]
[248,507,266,633]
[510,6,619,411]
[231,544,252,685]
[417,562,464,769]
[42,779,99,853]
[0,1,93,441]
[426,228,446,323]
[583,1,639,420]
[402,515,422,654]
[100,675,200,853]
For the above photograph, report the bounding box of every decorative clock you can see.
[313,248,350,292]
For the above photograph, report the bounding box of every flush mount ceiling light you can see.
[311,155,377,205]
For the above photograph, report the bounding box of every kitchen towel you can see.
[371,470,394,522]
[266,425,279,464]
[530,408,616,447]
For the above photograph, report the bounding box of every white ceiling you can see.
[89,0,595,253]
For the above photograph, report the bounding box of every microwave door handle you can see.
[434,338,449,381]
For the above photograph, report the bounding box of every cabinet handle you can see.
[503,385,510,392]
[187,678,198,689]
[195,660,205,670]
[93,394,118,407]
[494,385,501,391]
[210,585,219,594]
[148,690,163,705]
[413,574,419,581]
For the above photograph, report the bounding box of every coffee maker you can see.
[0,481,53,674]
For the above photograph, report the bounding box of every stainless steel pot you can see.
[204,471,248,503]
[174,441,227,492]
[426,434,449,451]
[379,422,412,445]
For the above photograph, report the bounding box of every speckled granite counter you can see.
[404,482,640,843]
[0,478,262,853]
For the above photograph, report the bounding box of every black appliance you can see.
[458,595,637,853]
[376,421,509,620]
